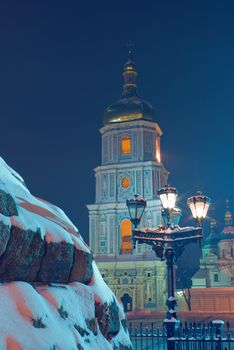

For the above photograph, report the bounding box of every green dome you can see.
[103,55,155,125]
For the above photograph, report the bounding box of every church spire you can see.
[122,41,138,97]
[127,40,134,61]
[103,44,155,125]
[206,205,219,255]
[224,199,233,227]
[209,205,217,236]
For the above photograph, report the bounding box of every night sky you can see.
[1,0,234,243]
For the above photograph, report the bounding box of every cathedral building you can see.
[192,201,234,288]
[87,51,168,312]
[218,200,234,283]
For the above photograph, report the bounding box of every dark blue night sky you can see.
[0,0,234,242]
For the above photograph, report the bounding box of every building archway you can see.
[120,219,132,254]
[121,293,132,312]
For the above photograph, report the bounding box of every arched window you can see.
[120,219,132,254]
[121,137,131,155]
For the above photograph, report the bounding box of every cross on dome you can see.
[126,40,134,61]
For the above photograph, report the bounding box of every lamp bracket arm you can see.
[152,242,165,261]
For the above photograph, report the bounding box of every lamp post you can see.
[126,186,210,350]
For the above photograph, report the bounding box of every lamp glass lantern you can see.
[126,194,147,228]
[172,207,182,225]
[187,191,211,224]
[158,185,178,210]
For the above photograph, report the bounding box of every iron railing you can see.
[128,321,234,350]
[129,322,166,350]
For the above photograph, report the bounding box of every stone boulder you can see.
[0,157,132,349]
[0,189,18,216]
[0,157,93,284]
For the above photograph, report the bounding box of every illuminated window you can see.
[121,137,131,155]
[156,137,161,163]
[120,219,132,254]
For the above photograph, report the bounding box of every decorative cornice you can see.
[100,119,163,136]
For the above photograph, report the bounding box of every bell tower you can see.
[88,50,168,256]
[87,49,167,311]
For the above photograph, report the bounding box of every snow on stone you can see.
[0,156,89,253]
[0,281,130,350]
[0,157,132,349]
[89,262,114,304]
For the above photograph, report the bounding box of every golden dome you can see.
[103,54,155,125]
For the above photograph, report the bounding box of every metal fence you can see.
[129,322,166,350]
[128,321,234,350]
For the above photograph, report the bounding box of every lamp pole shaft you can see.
[164,245,178,350]
[165,246,176,317]
[167,248,174,295]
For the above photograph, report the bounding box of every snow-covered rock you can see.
[0,157,132,350]
[0,157,93,284]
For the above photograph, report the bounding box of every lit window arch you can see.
[120,219,132,254]
[121,136,131,155]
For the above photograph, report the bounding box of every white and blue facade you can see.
[88,119,168,255]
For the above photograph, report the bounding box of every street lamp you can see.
[126,187,210,350]
[187,191,211,226]
[126,194,147,229]
[158,185,178,210]
[158,185,178,228]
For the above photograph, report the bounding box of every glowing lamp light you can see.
[158,185,178,210]
[126,194,147,228]
[187,191,211,225]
